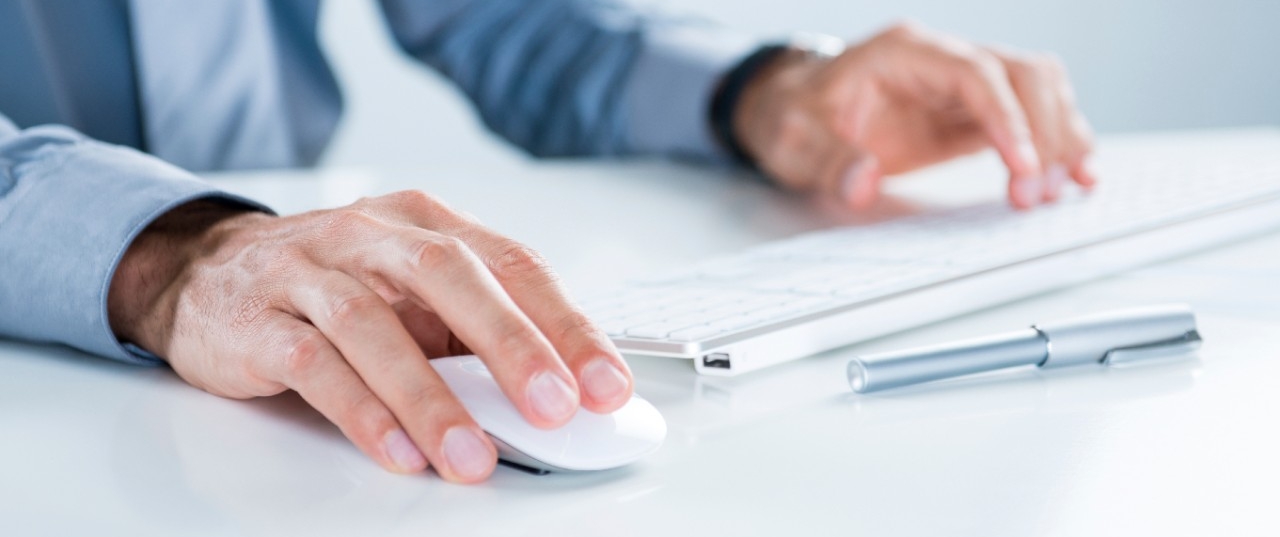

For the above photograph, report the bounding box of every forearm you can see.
[378,0,757,161]
[0,120,268,363]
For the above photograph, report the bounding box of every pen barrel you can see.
[848,329,1047,393]
[1034,303,1198,368]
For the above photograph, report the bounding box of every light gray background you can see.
[315,0,1280,169]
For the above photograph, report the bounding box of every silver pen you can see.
[848,303,1202,393]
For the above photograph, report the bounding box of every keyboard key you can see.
[668,325,726,342]
[699,302,753,319]
[705,312,775,333]
[598,318,634,337]
[663,312,717,327]
[625,322,696,339]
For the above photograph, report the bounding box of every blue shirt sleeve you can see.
[377,0,758,161]
[0,115,268,364]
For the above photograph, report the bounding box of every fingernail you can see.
[1078,157,1099,188]
[384,429,427,472]
[1017,140,1042,174]
[1045,164,1068,201]
[442,426,494,481]
[581,359,629,405]
[528,371,578,423]
[1013,177,1042,208]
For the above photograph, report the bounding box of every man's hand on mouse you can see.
[734,21,1097,210]
[107,193,634,483]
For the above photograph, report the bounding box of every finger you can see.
[1034,54,1097,189]
[324,213,582,427]
[1000,49,1097,191]
[1060,92,1099,188]
[814,139,882,210]
[476,242,634,413]
[450,235,633,413]
[874,30,1043,206]
[371,192,633,414]
[1000,49,1099,195]
[392,301,472,358]
[925,45,1041,181]
[843,155,884,210]
[285,269,497,483]
[264,315,428,474]
[946,56,1045,208]
[1070,154,1099,190]
[995,52,1064,202]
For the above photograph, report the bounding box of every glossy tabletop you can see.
[4,133,1280,536]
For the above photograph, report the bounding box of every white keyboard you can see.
[581,130,1280,376]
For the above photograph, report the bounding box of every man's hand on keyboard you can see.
[734,21,1098,210]
[105,193,633,483]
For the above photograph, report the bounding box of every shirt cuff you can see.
[624,23,760,162]
[0,125,270,365]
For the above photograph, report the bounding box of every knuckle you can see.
[1036,52,1067,76]
[1009,53,1062,84]
[946,50,981,74]
[488,240,553,281]
[962,51,1005,82]
[387,189,443,211]
[494,340,556,379]
[400,377,455,413]
[555,310,600,343]
[950,51,1012,100]
[346,389,381,414]
[281,331,328,377]
[385,190,464,224]
[881,20,922,40]
[455,209,483,226]
[483,315,547,355]
[410,235,470,271]
[320,208,377,236]
[342,391,393,435]
[1003,56,1038,82]
[326,292,383,326]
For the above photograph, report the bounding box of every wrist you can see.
[727,35,845,170]
[711,44,793,167]
[731,48,819,163]
[108,200,263,358]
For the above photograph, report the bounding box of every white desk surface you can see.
[4,132,1280,536]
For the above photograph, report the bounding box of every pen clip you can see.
[1102,330,1203,365]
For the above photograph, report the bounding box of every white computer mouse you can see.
[429,355,666,473]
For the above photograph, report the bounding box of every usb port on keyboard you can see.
[702,353,731,369]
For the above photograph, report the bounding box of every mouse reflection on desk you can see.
[430,356,667,474]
